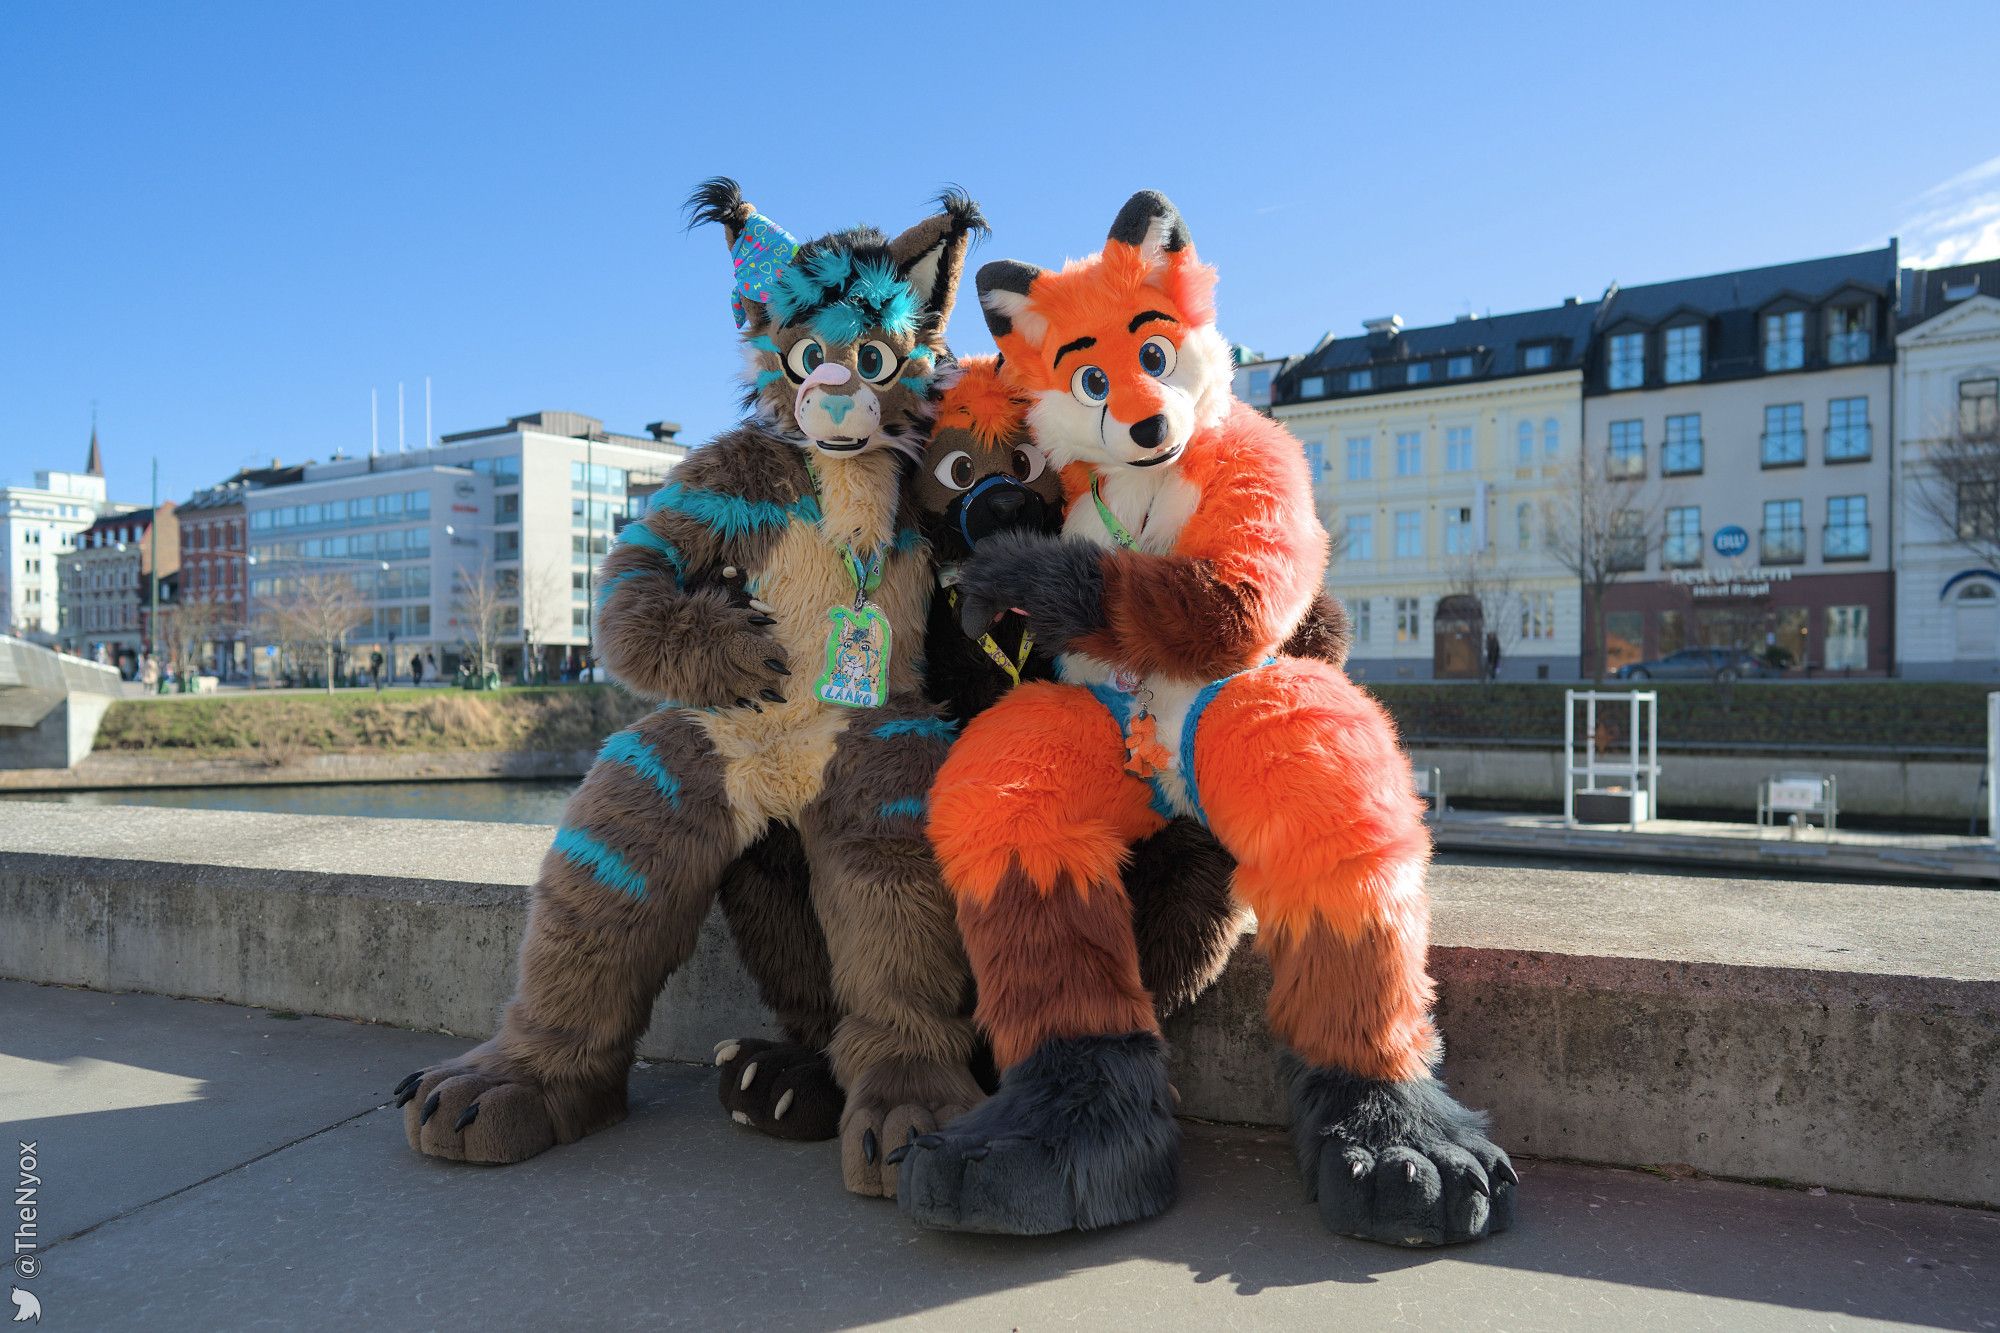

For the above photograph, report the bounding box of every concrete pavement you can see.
[4,980,1996,1332]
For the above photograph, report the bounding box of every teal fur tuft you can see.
[872,716,957,742]
[805,248,854,289]
[904,345,935,366]
[597,730,683,807]
[898,376,930,395]
[754,368,784,391]
[877,796,927,820]
[615,524,688,580]
[878,284,922,336]
[894,526,924,553]
[553,826,648,898]
[651,482,795,541]
[746,334,781,354]
[812,300,869,345]
[850,257,903,306]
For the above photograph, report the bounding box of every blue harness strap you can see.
[1086,682,1176,820]
[1180,657,1281,827]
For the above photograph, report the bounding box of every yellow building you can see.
[1271,303,1594,680]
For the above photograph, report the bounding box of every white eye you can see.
[1010,444,1048,482]
[932,450,976,491]
[1138,335,1176,378]
[856,340,900,386]
[784,339,825,381]
[1071,364,1109,405]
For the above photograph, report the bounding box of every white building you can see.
[0,430,132,640]
[1893,262,2000,679]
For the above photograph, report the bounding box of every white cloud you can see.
[1902,155,2000,268]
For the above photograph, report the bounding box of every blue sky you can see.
[5,2,1998,503]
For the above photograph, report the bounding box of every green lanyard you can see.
[841,541,885,608]
[1090,474,1140,551]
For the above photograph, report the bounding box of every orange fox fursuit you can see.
[896,191,1516,1243]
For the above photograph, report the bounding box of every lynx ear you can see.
[686,176,756,249]
[1107,190,1193,277]
[889,188,989,331]
[976,259,1047,349]
[688,176,799,333]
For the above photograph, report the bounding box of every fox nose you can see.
[1128,415,1168,449]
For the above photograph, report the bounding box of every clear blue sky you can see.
[6,2,1998,504]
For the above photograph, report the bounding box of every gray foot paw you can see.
[897,1032,1180,1234]
[1289,1061,1516,1246]
[714,1038,843,1142]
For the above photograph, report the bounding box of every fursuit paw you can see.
[838,1058,985,1201]
[714,1037,843,1142]
[953,530,1104,654]
[394,1041,623,1166]
[1288,1061,1517,1247]
[897,1032,1180,1234]
[716,603,791,711]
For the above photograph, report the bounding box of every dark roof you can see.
[1598,245,1897,327]
[1276,299,1600,404]
[82,506,160,536]
[1901,259,2000,328]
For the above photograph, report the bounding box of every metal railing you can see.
[1823,523,1871,561]
[1760,527,1806,564]
[1760,431,1806,467]
[1825,425,1872,461]
[1662,533,1704,568]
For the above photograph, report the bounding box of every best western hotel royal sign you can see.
[1667,524,1795,600]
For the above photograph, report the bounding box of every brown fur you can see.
[1076,552,1265,682]
[715,823,839,1049]
[1124,818,1252,1016]
[1259,916,1439,1083]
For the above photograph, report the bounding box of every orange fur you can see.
[934,355,1030,449]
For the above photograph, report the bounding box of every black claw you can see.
[454,1102,480,1132]
[747,615,776,626]
[916,1133,944,1149]
[862,1129,878,1165]
[394,1088,418,1109]
[420,1091,442,1126]
[735,698,761,712]
[764,658,789,675]
[1495,1159,1520,1186]
[759,688,784,703]
[906,1127,919,1145]
[963,1145,990,1161]
[393,1070,424,1097]
[1468,1171,1491,1197]
[885,1145,910,1166]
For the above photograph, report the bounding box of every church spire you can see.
[86,411,104,478]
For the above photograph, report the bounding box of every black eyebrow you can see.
[1129,310,1178,333]
[1052,335,1097,367]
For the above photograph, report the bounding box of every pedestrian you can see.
[411,652,425,687]
[1484,630,1501,682]
[425,650,438,683]
[370,649,385,692]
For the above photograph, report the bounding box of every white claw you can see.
[1352,1160,1367,1179]
[714,1040,740,1066]
[722,565,738,578]
[775,1089,794,1120]
[732,1110,751,1125]
[1406,1161,1419,1183]
[749,598,775,614]
[739,1062,758,1091]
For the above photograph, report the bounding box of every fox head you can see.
[974,191,1233,473]
[915,356,1061,560]
[688,177,986,461]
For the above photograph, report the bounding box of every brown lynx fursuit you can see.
[394,180,987,1198]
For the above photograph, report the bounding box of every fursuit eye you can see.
[1071,364,1110,404]
[1010,444,1048,482]
[856,339,899,386]
[1138,335,1176,379]
[932,450,976,491]
[784,338,824,380]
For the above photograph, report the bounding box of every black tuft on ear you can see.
[1108,190,1192,263]
[975,259,1045,343]
[686,176,755,247]
[933,185,990,241]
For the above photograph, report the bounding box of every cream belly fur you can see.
[690,448,933,845]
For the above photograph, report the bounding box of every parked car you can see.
[1615,647,1771,682]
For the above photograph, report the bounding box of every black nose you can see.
[1128,415,1168,449]
[986,488,1026,520]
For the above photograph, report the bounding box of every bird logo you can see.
[9,1287,40,1323]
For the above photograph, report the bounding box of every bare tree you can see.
[1911,408,2000,569]
[516,559,566,684]
[1543,444,1658,683]
[260,573,368,694]
[165,596,231,680]
[1443,550,1522,683]
[453,566,507,682]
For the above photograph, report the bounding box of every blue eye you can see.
[785,339,824,380]
[1138,335,1176,378]
[858,345,882,378]
[856,339,898,386]
[1072,365,1109,403]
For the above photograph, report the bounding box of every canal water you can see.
[1,780,580,825]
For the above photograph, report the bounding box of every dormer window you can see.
[1299,375,1326,398]
[1522,343,1554,371]
[1347,369,1374,391]
[1406,361,1433,384]
[1606,332,1645,389]
[1763,310,1806,371]
[1826,303,1872,364]
[1447,355,1475,378]
[1663,324,1704,383]
[1944,278,1979,302]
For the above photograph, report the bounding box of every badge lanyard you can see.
[947,586,1034,687]
[809,466,894,709]
[1091,474,1141,551]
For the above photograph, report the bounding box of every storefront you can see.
[1596,565,1892,675]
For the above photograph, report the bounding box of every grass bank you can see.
[93,687,649,758]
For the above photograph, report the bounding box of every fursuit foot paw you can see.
[714,1038,843,1142]
[1288,1061,1517,1247]
[897,1032,1180,1235]
[394,1041,624,1165]
[839,1058,985,1201]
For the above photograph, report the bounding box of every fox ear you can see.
[890,187,990,330]
[976,259,1047,349]
[1107,190,1193,276]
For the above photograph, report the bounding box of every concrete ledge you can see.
[3,802,1996,1207]
[0,747,594,790]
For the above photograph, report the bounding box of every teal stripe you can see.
[790,493,822,524]
[873,717,957,742]
[898,376,930,395]
[553,827,647,899]
[894,526,923,553]
[615,523,688,579]
[597,730,682,808]
[878,797,926,820]
[746,335,780,354]
[593,568,650,610]
[650,482,797,541]
[753,369,784,391]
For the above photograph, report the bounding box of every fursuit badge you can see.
[814,605,892,709]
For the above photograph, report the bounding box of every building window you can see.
[1443,506,1473,555]
[1299,375,1326,398]
[1302,437,1326,485]
[1347,369,1374,391]
[1825,304,1872,364]
[1345,514,1375,560]
[1447,355,1474,379]
[1519,591,1556,641]
[1959,479,2000,542]
[1345,436,1373,481]
[1610,509,1647,571]
[1761,498,1805,563]
[1825,495,1869,560]
[1393,510,1423,558]
[1663,414,1703,474]
[1607,332,1645,389]
[1406,362,1433,385]
[1352,597,1372,642]
[1522,343,1553,371]
[1761,403,1805,467]
[1826,397,1871,461]
[1663,505,1702,568]
[1763,309,1805,371]
[1825,605,1869,670]
[1543,416,1559,458]
[1395,432,1423,477]
[1516,420,1534,466]
[1394,596,1422,643]
[1961,378,1999,436]
[1246,368,1272,401]
[1663,324,1704,383]
[1516,501,1533,551]
[1445,427,1473,473]
[1608,420,1645,477]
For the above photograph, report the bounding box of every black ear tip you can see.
[1108,189,1189,250]
[975,258,1038,296]
[934,185,990,237]
[686,176,750,232]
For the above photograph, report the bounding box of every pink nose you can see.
[799,362,852,392]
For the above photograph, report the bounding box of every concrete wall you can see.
[3,802,1995,1207]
